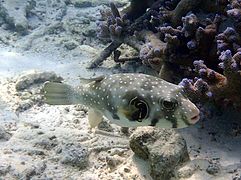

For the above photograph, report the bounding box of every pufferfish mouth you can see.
[190,115,200,123]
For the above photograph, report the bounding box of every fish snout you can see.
[187,105,200,124]
[181,99,200,125]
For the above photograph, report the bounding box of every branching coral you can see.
[217,27,241,55]
[180,50,241,108]
[90,0,241,109]
[227,0,241,34]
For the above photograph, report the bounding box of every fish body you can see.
[43,73,200,128]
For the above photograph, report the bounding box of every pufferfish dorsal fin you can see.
[88,108,103,129]
[80,75,105,84]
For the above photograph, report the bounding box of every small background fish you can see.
[43,73,200,128]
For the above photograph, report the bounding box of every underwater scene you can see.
[0,0,241,179]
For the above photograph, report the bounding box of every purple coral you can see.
[91,0,241,109]
[179,78,193,89]
[216,27,240,54]
[219,49,240,73]
[181,13,198,37]
[179,77,212,101]
[97,2,130,41]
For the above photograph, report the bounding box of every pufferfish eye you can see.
[159,98,177,110]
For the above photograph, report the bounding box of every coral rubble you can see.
[90,0,241,109]
[130,127,189,179]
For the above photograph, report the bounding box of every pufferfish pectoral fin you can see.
[88,108,103,129]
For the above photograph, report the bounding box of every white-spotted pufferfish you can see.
[43,73,200,128]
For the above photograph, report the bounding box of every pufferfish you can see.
[43,73,200,129]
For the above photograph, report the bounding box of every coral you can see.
[227,0,241,34]
[160,0,202,26]
[14,71,63,113]
[91,0,241,109]
[0,126,12,141]
[0,0,36,34]
[15,70,63,91]
[122,0,156,20]
[88,2,130,68]
[180,50,241,108]
[217,27,241,55]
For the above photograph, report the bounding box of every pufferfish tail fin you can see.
[43,82,82,105]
